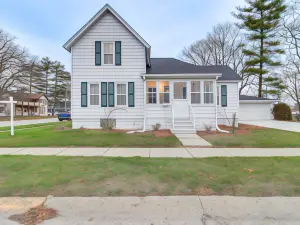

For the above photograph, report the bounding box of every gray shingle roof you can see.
[239,95,274,101]
[146,58,241,81]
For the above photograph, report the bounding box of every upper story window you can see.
[103,42,114,65]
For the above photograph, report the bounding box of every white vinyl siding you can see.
[71,11,145,129]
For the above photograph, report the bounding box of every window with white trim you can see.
[159,81,170,104]
[0,106,4,113]
[146,81,157,104]
[116,83,127,106]
[90,84,100,105]
[103,42,114,65]
[191,81,201,104]
[204,81,214,104]
[217,86,220,106]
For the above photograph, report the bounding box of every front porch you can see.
[142,75,220,134]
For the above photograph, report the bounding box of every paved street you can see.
[0,118,58,127]
[1,196,300,224]
[1,147,300,158]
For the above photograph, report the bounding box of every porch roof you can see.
[146,58,241,81]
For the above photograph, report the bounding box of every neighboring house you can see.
[0,92,48,117]
[63,4,273,133]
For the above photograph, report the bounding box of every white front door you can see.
[173,81,189,118]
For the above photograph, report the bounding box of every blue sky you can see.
[0,0,245,71]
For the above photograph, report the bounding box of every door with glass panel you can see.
[172,81,189,118]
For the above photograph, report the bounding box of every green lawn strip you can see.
[0,156,299,197]
[0,122,63,131]
[0,123,181,147]
[201,128,300,148]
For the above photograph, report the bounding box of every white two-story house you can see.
[63,4,274,133]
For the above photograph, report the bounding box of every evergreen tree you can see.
[22,57,43,93]
[233,0,286,97]
[36,57,53,95]
[50,61,70,114]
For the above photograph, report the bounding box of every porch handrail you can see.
[187,101,196,128]
[171,102,175,129]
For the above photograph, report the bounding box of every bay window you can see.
[191,81,201,104]
[159,81,170,104]
[146,81,157,104]
[204,81,214,104]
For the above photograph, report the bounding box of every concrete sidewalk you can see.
[1,196,300,224]
[1,147,300,158]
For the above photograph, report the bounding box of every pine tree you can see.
[233,0,286,97]
[50,61,70,114]
[22,57,43,93]
[36,57,53,95]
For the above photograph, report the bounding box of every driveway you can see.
[240,120,300,132]
[0,118,58,127]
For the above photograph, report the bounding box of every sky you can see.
[0,0,245,71]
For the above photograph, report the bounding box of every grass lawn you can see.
[0,116,56,121]
[1,156,300,197]
[0,122,181,147]
[199,124,300,148]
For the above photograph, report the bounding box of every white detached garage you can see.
[239,95,277,121]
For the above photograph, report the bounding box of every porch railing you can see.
[188,101,196,128]
[171,102,175,129]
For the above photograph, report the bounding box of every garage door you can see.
[239,103,273,120]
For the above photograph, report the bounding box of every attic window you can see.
[103,42,114,65]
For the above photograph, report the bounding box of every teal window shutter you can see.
[108,82,115,107]
[101,82,107,107]
[81,82,87,107]
[95,41,101,65]
[221,85,227,107]
[115,41,121,66]
[128,82,134,107]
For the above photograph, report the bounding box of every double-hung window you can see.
[116,84,127,106]
[103,42,114,65]
[204,81,214,104]
[146,81,157,104]
[191,81,201,104]
[159,81,170,104]
[90,84,99,105]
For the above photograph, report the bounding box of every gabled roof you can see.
[63,4,151,52]
[1,92,48,101]
[146,58,241,81]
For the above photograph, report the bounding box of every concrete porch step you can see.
[171,128,197,134]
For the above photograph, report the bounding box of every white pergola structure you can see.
[0,97,17,136]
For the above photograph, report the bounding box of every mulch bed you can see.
[9,205,58,225]
[198,123,265,137]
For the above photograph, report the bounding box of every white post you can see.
[9,97,14,136]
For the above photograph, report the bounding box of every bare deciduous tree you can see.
[280,0,300,109]
[181,23,254,93]
[0,29,28,97]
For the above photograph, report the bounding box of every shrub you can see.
[272,103,292,121]
[295,114,300,122]
[152,123,161,131]
[203,123,212,132]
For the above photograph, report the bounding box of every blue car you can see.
[58,112,71,121]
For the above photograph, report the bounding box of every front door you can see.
[173,81,189,118]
